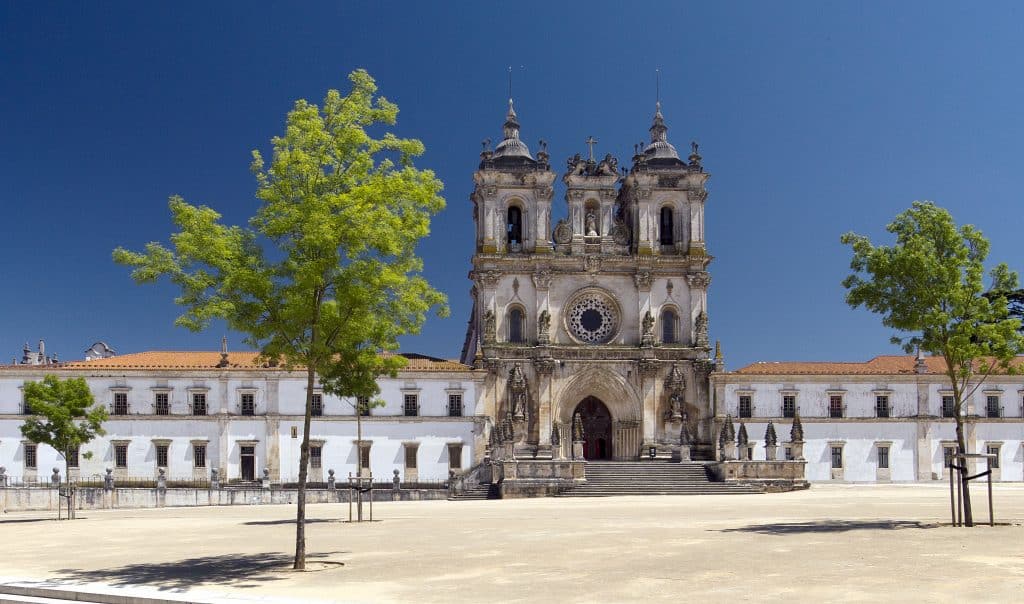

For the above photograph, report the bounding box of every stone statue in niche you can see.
[483,310,496,343]
[664,364,686,421]
[538,309,551,344]
[551,422,561,447]
[585,211,599,237]
[694,310,709,347]
[508,363,528,421]
[641,311,655,347]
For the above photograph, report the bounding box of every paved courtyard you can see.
[1,484,1023,603]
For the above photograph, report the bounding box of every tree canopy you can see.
[113,69,447,566]
[21,375,108,479]
[841,200,1024,525]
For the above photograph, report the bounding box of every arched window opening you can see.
[507,206,523,247]
[509,307,526,343]
[661,309,678,344]
[660,206,674,246]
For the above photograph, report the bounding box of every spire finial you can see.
[656,68,661,106]
[508,65,513,104]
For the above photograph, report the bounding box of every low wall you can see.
[0,486,449,513]
[708,460,809,492]
[495,459,585,498]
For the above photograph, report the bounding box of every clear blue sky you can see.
[2,2,1023,368]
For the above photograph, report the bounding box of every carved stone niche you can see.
[507,363,529,422]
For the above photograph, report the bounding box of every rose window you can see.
[567,293,618,344]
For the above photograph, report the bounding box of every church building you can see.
[462,98,716,464]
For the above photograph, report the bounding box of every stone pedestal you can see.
[789,441,805,461]
[765,445,778,461]
[738,446,750,461]
[572,440,585,460]
[722,442,736,461]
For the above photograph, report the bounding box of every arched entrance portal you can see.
[573,397,613,460]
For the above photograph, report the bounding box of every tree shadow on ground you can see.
[54,551,345,592]
[243,518,342,526]
[714,520,939,535]
[0,517,56,524]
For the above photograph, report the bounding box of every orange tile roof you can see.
[6,351,473,372]
[733,355,1024,375]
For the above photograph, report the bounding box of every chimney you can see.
[914,347,928,374]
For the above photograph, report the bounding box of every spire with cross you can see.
[585,136,598,162]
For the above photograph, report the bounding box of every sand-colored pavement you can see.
[1,484,1023,603]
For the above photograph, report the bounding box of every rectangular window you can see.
[21,396,33,415]
[404,394,418,417]
[943,446,956,468]
[987,446,1000,469]
[240,393,255,416]
[358,396,371,417]
[877,446,890,469]
[115,444,128,469]
[113,392,129,415]
[311,393,323,417]
[193,444,207,468]
[359,445,371,470]
[404,445,418,469]
[782,395,796,418]
[986,395,1000,418]
[829,395,844,418]
[875,395,890,418]
[310,445,322,469]
[448,444,463,470]
[24,444,37,469]
[67,445,79,468]
[156,444,169,468]
[738,395,752,418]
[192,393,207,416]
[941,396,955,418]
[784,447,793,461]
[830,446,843,469]
[448,394,463,417]
[155,392,170,415]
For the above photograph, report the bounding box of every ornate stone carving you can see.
[572,412,585,441]
[482,185,498,198]
[790,413,804,442]
[553,219,573,244]
[685,272,711,290]
[633,271,653,290]
[583,255,602,274]
[690,188,708,203]
[597,153,618,176]
[533,355,556,375]
[694,310,709,348]
[551,422,561,447]
[507,363,529,421]
[512,277,519,295]
[532,269,553,289]
[665,364,686,421]
[534,185,553,198]
[765,421,778,447]
[611,218,630,246]
[638,358,660,377]
[569,190,585,200]
[566,290,618,344]
[476,271,501,288]
[482,310,496,343]
[641,310,655,347]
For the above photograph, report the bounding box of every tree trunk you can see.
[955,416,974,526]
[294,363,316,569]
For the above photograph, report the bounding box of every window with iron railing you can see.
[782,395,796,418]
[311,393,323,417]
[240,393,255,416]
[986,395,1000,418]
[829,395,844,418]
[448,394,463,417]
[875,395,890,418]
[154,392,169,415]
[877,446,889,469]
[113,392,129,415]
[192,393,207,416]
[404,394,418,417]
[739,396,752,418]
[941,396,955,418]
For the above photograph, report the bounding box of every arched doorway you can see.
[573,397,612,460]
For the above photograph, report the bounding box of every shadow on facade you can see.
[54,551,346,592]
[714,520,939,534]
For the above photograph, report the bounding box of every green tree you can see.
[114,70,447,567]
[21,375,108,519]
[841,201,1024,526]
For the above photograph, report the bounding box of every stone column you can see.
[639,359,659,456]
[533,356,556,459]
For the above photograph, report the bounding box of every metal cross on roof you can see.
[585,136,598,161]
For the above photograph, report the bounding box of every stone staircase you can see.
[448,483,498,500]
[555,461,763,497]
